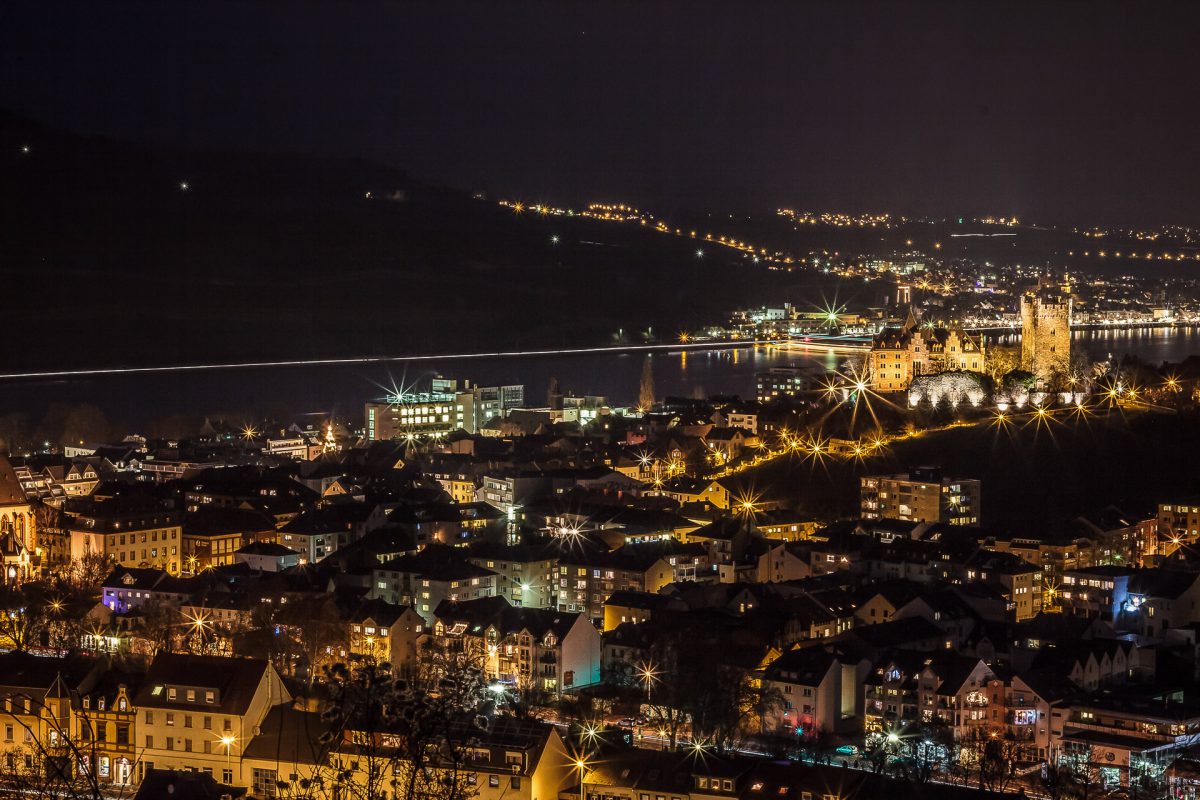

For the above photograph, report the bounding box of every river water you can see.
[2,328,1199,428]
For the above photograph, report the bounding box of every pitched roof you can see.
[0,456,27,505]
[376,543,497,582]
[763,647,839,685]
[134,769,246,800]
[133,654,274,715]
[183,506,276,536]
[1129,568,1200,600]
[235,541,299,557]
[433,595,580,640]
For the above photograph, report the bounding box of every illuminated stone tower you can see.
[1020,284,1072,382]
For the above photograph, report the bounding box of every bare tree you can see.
[134,596,181,657]
[1042,745,1114,800]
[318,659,487,800]
[960,728,1026,794]
[984,345,1021,383]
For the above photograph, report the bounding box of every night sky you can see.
[3,1,1200,225]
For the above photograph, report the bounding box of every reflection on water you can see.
[0,329,1197,426]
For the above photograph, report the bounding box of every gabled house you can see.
[426,596,601,696]
[762,646,870,735]
[133,653,290,786]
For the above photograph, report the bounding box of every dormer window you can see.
[82,697,90,710]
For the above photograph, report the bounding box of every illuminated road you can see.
[0,337,867,382]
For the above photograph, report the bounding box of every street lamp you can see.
[220,734,236,782]
[638,663,658,703]
[574,757,588,800]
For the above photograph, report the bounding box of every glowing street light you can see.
[574,756,589,800]
[638,662,658,702]
[220,733,236,779]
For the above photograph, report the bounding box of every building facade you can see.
[860,468,980,525]
[1020,285,1072,382]
[868,311,985,393]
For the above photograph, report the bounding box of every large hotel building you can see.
[365,378,524,440]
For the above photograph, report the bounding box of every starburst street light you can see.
[695,249,705,258]
[579,722,602,747]
[638,662,659,701]
[219,733,237,777]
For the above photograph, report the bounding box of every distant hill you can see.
[1,110,831,372]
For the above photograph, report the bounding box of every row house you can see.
[66,498,183,575]
[1121,568,1200,638]
[957,550,1043,621]
[985,533,1095,580]
[182,507,275,570]
[761,646,870,736]
[75,668,141,785]
[182,468,317,525]
[602,590,688,632]
[133,653,290,787]
[1051,689,1200,790]
[426,595,602,696]
[1156,501,1200,557]
[240,707,573,800]
[916,655,996,740]
[467,540,560,609]
[1030,638,1147,690]
[373,501,507,547]
[345,599,427,675]
[556,540,710,622]
[101,567,197,613]
[0,652,97,782]
[274,502,375,564]
[370,543,498,623]
[1057,565,1138,622]
[863,650,935,734]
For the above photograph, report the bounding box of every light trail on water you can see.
[0,337,869,382]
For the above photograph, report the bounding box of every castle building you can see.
[868,309,985,393]
[1020,285,1072,382]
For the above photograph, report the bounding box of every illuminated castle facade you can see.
[869,309,985,393]
[1020,283,1072,383]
